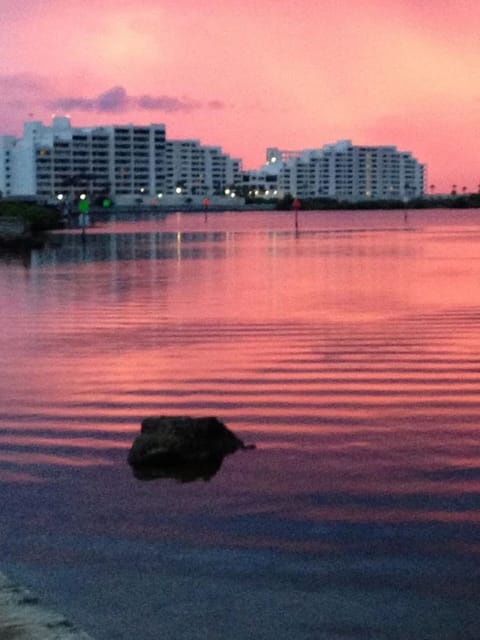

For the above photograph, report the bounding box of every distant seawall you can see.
[0,570,94,639]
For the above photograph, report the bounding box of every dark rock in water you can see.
[128,415,254,482]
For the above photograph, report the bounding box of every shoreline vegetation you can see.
[0,201,62,249]
[1,194,479,249]
[273,192,480,210]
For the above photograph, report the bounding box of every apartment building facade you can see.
[1,117,241,205]
[240,141,425,201]
[1,119,425,204]
[164,139,240,197]
[0,135,15,198]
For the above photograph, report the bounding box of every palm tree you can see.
[451,184,457,196]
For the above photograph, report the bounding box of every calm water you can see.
[0,209,479,639]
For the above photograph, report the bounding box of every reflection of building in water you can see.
[30,231,229,267]
[238,141,425,201]
[2,116,241,206]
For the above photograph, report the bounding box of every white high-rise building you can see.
[0,135,15,198]
[242,141,425,201]
[0,117,241,205]
[0,121,425,204]
[164,140,241,198]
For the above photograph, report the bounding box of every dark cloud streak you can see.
[49,86,225,113]
[0,73,47,92]
[50,87,129,112]
[137,94,201,112]
[96,86,129,112]
[207,99,226,110]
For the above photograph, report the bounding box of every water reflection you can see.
[30,231,229,266]
[1,210,480,638]
[131,455,225,482]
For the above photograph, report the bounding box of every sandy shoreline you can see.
[0,571,94,640]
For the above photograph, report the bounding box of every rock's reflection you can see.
[130,455,225,483]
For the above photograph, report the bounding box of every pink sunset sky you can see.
[0,0,478,192]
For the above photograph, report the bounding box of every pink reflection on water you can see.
[0,435,129,449]
[1,210,480,539]
[0,470,45,484]
[0,451,113,467]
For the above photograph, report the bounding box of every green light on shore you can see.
[102,198,112,208]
